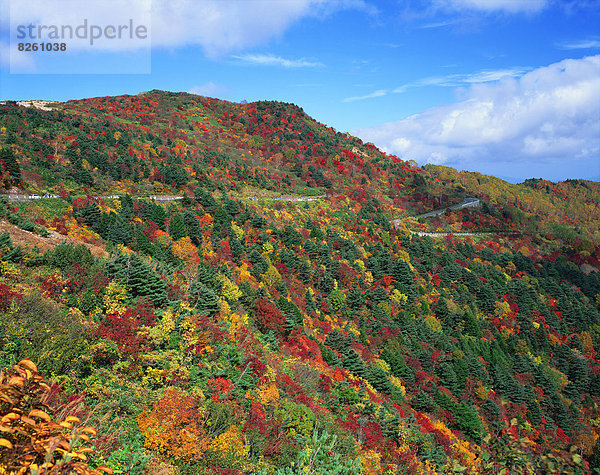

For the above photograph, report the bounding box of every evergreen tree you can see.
[135,226,152,254]
[304,289,316,314]
[194,188,217,211]
[106,253,168,306]
[77,203,102,229]
[0,231,22,263]
[412,391,435,411]
[183,210,202,245]
[190,282,219,315]
[119,194,134,220]
[453,402,484,440]
[107,217,132,245]
[463,308,482,338]
[591,438,600,472]
[277,297,303,334]
[0,147,21,186]
[169,213,187,241]
[364,365,395,395]
[482,399,504,434]
[150,203,167,229]
[436,361,459,394]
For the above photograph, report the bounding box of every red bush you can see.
[254,298,285,334]
[0,283,22,310]
[95,312,143,359]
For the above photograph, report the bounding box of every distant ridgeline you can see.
[0,91,598,473]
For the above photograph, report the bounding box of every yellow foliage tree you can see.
[227,312,249,340]
[221,277,242,302]
[262,265,282,288]
[256,382,279,406]
[142,309,176,347]
[103,281,127,315]
[424,315,443,332]
[390,375,407,397]
[209,425,249,458]
[172,236,200,264]
[494,301,511,320]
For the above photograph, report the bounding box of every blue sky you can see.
[1,0,599,183]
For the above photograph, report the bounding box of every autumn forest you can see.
[0,91,599,474]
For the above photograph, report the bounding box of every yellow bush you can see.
[390,375,407,397]
[424,315,442,332]
[102,281,127,315]
[231,222,244,241]
[354,259,366,273]
[209,425,249,458]
[390,289,408,306]
[0,261,21,279]
[373,358,390,373]
[221,277,242,302]
[257,382,279,406]
[143,309,176,347]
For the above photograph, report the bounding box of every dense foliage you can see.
[0,91,598,473]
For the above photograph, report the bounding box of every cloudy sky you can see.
[1,0,599,182]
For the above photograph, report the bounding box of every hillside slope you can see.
[0,92,598,473]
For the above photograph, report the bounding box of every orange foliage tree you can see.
[0,359,111,474]
[137,388,208,463]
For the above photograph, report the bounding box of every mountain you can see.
[0,91,598,474]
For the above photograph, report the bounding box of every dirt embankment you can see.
[0,221,108,258]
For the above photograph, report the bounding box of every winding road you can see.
[412,197,481,219]
[390,197,481,227]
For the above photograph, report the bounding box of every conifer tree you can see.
[169,213,187,241]
[183,210,202,245]
[107,217,132,245]
[135,226,152,254]
[151,203,167,230]
[0,147,21,186]
[190,282,219,315]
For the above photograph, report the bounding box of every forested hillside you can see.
[0,91,599,474]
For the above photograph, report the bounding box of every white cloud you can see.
[342,67,528,102]
[437,0,548,13]
[417,19,463,29]
[558,39,600,50]
[354,55,600,181]
[393,67,528,93]
[343,89,387,102]
[151,0,373,57]
[233,54,323,68]
[462,68,529,82]
[188,82,226,97]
